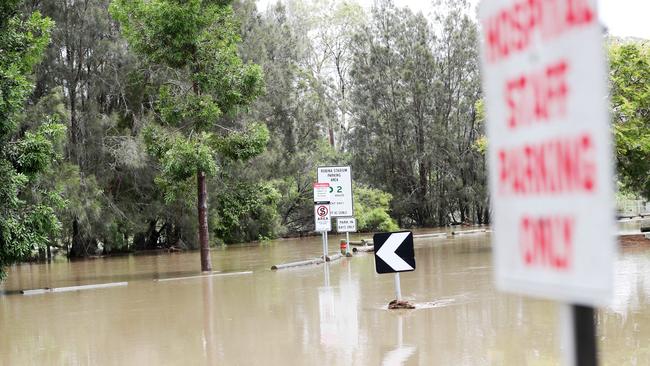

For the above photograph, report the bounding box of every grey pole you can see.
[560,303,577,366]
[346,232,350,255]
[324,231,329,259]
[394,273,402,301]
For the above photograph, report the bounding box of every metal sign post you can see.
[345,232,350,255]
[394,273,402,301]
[314,182,332,260]
[324,231,329,259]
[559,303,577,366]
[336,217,356,256]
[560,303,598,366]
[317,167,353,260]
[314,204,331,259]
[373,231,415,308]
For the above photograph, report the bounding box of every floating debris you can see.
[388,299,416,310]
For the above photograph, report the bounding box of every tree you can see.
[349,0,484,226]
[236,1,343,234]
[32,0,141,257]
[110,0,266,271]
[285,0,365,150]
[609,41,650,199]
[0,1,65,279]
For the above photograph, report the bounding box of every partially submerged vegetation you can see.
[1,0,649,278]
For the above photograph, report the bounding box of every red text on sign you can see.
[506,60,569,129]
[484,0,595,63]
[498,133,595,195]
[520,215,574,270]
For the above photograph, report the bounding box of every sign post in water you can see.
[479,0,615,364]
[336,217,356,255]
[314,204,332,259]
[317,166,354,259]
[314,182,331,259]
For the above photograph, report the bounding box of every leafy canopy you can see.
[109,0,264,121]
[610,42,650,199]
[110,0,268,220]
[0,3,64,279]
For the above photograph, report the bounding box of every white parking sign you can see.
[479,0,616,306]
[314,204,331,232]
[317,166,353,217]
[336,218,357,233]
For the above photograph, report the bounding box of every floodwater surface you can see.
[1,223,650,365]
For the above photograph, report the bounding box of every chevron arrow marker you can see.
[376,232,413,271]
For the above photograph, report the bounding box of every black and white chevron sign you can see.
[373,231,416,274]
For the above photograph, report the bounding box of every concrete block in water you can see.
[22,281,128,295]
[326,253,343,262]
[271,258,324,270]
[353,246,374,253]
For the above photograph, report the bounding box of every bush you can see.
[354,184,399,232]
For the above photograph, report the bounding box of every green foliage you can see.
[0,11,54,139]
[110,0,264,117]
[353,184,399,232]
[9,121,65,176]
[0,1,64,279]
[54,164,106,241]
[349,0,486,226]
[111,0,266,249]
[157,86,223,129]
[212,123,269,161]
[211,182,282,243]
[609,41,650,199]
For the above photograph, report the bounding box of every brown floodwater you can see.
[1,221,649,365]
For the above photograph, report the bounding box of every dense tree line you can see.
[348,0,486,227]
[1,0,649,277]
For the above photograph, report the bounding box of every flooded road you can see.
[1,223,650,365]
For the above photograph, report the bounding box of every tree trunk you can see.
[483,207,491,225]
[70,218,81,257]
[197,170,212,272]
[69,86,80,167]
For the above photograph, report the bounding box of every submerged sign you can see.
[317,166,353,217]
[313,182,330,203]
[373,232,415,274]
[336,218,357,233]
[314,204,332,232]
[479,0,615,305]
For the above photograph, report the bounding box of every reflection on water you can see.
[618,217,650,235]
[318,261,361,363]
[0,230,649,365]
[381,315,416,366]
[202,278,218,364]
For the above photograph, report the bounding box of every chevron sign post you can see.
[374,231,415,302]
